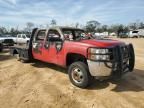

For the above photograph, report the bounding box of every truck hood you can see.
[80,39,125,48]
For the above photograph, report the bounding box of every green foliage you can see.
[25,22,34,32]
[0,20,144,36]
[10,27,20,36]
[50,19,57,26]
[0,27,8,34]
[86,20,100,32]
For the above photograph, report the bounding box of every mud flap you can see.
[128,44,135,72]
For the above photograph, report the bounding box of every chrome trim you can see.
[87,60,112,76]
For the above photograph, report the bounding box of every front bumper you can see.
[87,60,112,76]
[87,44,135,77]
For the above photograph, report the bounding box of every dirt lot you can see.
[0,38,144,108]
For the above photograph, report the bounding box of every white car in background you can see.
[94,32,109,39]
[16,34,30,44]
[129,29,144,38]
[0,34,15,46]
[129,31,139,38]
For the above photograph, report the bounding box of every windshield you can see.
[62,28,89,40]
[132,31,138,33]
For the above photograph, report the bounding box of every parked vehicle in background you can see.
[129,29,144,38]
[137,29,144,37]
[16,34,30,44]
[0,34,15,46]
[119,32,129,38]
[94,32,109,39]
[129,30,139,38]
[10,27,135,88]
[110,32,116,36]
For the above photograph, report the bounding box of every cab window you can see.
[22,35,26,39]
[36,30,46,41]
[17,34,21,38]
[47,30,61,42]
[63,30,73,40]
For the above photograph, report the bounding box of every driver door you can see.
[32,30,46,60]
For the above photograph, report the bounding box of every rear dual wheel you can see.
[16,54,29,63]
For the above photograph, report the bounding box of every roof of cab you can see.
[50,26,83,29]
[38,26,84,30]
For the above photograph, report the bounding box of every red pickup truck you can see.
[10,27,135,88]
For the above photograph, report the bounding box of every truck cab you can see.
[10,26,135,88]
[16,34,30,44]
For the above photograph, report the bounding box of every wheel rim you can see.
[71,67,84,84]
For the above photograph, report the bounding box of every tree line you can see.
[0,19,57,36]
[0,19,144,36]
[85,20,144,36]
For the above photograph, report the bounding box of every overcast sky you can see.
[0,0,144,28]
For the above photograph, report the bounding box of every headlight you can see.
[88,48,110,61]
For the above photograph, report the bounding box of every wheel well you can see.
[133,35,138,38]
[66,53,87,66]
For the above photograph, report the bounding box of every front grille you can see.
[117,45,130,75]
[105,44,134,77]
[121,45,129,59]
[108,49,114,61]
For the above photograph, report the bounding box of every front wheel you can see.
[68,62,93,88]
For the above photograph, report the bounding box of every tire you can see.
[129,44,135,71]
[68,61,93,88]
[20,59,29,63]
[17,54,29,63]
[133,36,138,38]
